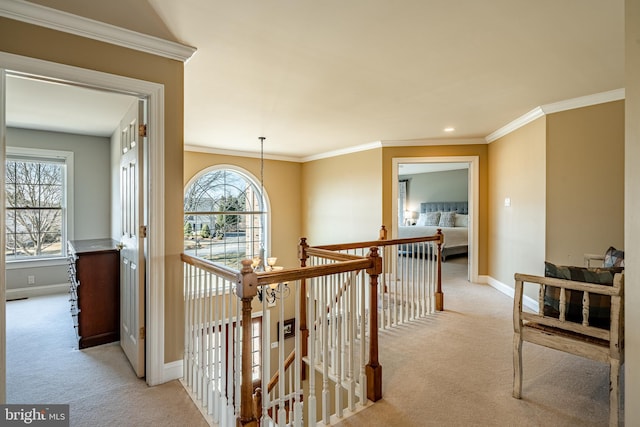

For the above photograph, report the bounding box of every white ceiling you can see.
[6,74,137,137]
[6,0,625,159]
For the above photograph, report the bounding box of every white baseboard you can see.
[484,275,539,313]
[164,359,184,382]
[6,283,68,300]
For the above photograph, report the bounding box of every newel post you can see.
[366,247,383,401]
[435,228,444,311]
[379,225,388,240]
[236,259,258,427]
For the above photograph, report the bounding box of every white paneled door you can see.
[119,99,146,377]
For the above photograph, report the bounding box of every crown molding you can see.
[382,137,486,147]
[301,141,382,162]
[485,88,625,143]
[540,88,625,115]
[184,144,300,163]
[485,107,545,143]
[0,0,196,62]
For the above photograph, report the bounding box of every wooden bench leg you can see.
[609,359,620,427]
[513,333,523,399]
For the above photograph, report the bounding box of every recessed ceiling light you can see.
[444,127,455,132]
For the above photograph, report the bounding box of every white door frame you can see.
[391,156,480,283]
[0,52,166,395]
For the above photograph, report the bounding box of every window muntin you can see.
[5,154,68,260]
[184,168,266,269]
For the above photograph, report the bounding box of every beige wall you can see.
[0,17,186,362]
[625,0,640,423]
[487,101,625,296]
[184,152,303,268]
[302,148,383,245]
[488,118,546,293]
[382,145,489,275]
[546,101,625,265]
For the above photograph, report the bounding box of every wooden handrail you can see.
[313,233,443,252]
[267,350,296,393]
[305,247,365,262]
[255,259,371,286]
[181,253,239,282]
[182,251,372,289]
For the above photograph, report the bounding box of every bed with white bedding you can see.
[398,201,468,261]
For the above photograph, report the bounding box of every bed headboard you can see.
[420,201,468,215]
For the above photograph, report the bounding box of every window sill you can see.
[6,257,68,270]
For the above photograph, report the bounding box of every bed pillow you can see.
[543,262,623,329]
[603,246,624,268]
[454,214,468,227]
[438,211,456,227]
[416,213,428,226]
[424,211,441,226]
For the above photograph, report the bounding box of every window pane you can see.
[15,183,37,206]
[39,163,63,185]
[14,162,38,185]
[184,168,266,269]
[41,210,62,234]
[40,233,62,256]
[40,184,63,207]
[5,156,66,261]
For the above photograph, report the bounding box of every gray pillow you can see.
[438,211,456,228]
[425,212,441,226]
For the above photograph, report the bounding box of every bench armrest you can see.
[584,253,605,268]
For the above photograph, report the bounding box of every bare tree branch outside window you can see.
[183,169,265,269]
[5,160,64,258]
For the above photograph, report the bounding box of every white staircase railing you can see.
[181,228,443,426]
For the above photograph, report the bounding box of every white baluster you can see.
[262,294,270,424]
[335,273,343,420]
[212,276,221,422]
[184,264,191,388]
[347,270,356,412]
[234,294,242,418]
[293,280,303,427]
[359,270,367,406]
[278,281,286,427]
[321,275,330,425]
[307,276,317,425]
[204,272,211,413]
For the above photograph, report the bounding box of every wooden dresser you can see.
[67,239,120,349]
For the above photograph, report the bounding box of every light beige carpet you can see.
[6,257,623,426]
[335,256,623,427]
[6,292,207,427]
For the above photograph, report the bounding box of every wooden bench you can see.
[513,272,624,427]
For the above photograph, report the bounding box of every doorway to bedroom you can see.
[392,156,479,283]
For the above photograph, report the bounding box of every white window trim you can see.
[5,146,74,265]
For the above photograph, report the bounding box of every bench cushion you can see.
[543,262,623,329]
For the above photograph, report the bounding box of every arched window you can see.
[184,167,268,269]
